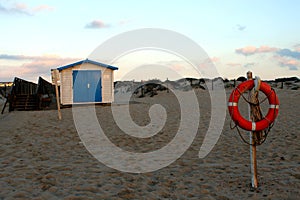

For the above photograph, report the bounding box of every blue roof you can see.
[57,59,118,71]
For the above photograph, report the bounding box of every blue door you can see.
[73,70,102,103]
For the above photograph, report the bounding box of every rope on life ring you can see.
[228,80,279,132]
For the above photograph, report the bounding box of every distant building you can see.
[54,59,118,105]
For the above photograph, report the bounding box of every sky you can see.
[0,0,300,82]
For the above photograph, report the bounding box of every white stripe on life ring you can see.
[228,102,238,106]
[252,122,256,131]
[270,104,279,109]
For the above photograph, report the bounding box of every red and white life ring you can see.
[228,80,279,131]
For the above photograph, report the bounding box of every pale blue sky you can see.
[0,0,299,82]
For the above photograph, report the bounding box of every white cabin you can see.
[55,59,118,105]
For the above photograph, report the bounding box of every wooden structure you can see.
[247,71,258,188]
[51,69,61,120]
[55,59,118,105]
[1,77,55,113]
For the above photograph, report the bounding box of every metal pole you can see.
[247,71,258,188]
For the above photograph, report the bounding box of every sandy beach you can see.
[0,88,299,199]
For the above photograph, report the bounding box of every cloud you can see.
[258,46,279,53]
[86,19,132,29]
[277,49,300,60]
[85,20,111,29]
[235,45,278,56]
[236,24,246,31]
[20,59,71,74]
[0,54,79,82]
[0,54,72,61]
[293,44,300,52]
[0,2,31,15]
[234,45,300,72]
[170,62,186,72]
[32,5,54,12]
[157,60,187,72]
[288,65,298,70]
[236,46,256,55]
[0,54,35,60]
[274,55,299,71]
[0,2,53,16]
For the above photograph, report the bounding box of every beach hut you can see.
[55,59,118,105]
